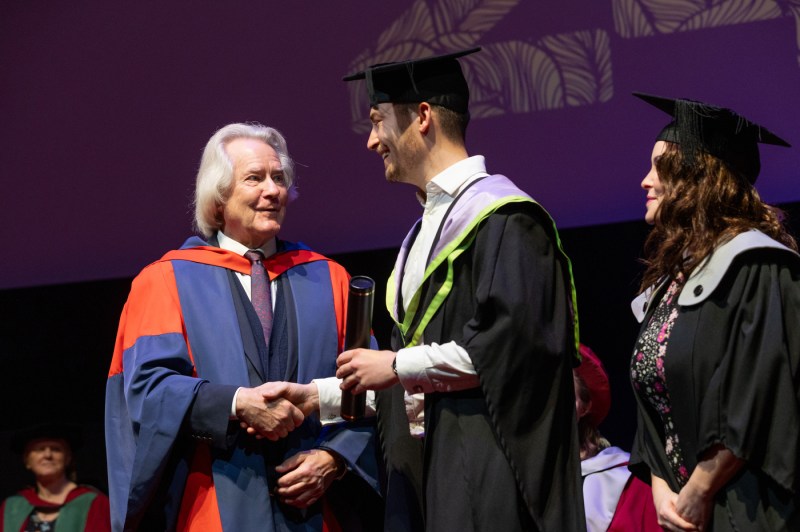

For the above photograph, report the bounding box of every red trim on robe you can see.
[176,444,223,532]
[159,247,333,281]
[108,261,187,377]
[115,245,342,530]
[109,248,333,377]
[324,261,350,352]
[322,500,343,532]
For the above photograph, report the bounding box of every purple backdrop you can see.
[4,1,800,289]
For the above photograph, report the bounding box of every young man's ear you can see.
[417,102,432,134]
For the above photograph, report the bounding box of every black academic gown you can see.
[381,202,585,532]
[630,245,800,531]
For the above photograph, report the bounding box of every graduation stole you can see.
[387,191,579,355]
[160,246,331,281]
[3,491,97,532]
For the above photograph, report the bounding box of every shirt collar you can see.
[417,155,487,205]
[216,231,277,258]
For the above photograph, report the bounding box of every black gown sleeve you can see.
[691,250,800,494]
[464,203,584,530]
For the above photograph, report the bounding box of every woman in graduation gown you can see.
[628,93,800,531]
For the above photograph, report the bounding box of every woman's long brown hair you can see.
[639,142,797,292]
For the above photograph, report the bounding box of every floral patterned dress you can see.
[630,279,690,486]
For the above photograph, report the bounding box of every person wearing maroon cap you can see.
[575,345,659,532]
[574,345,612,461]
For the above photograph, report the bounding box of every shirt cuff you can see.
[313,377,345,425]
[230,387,242,419]
[395,342,480,394]
[395,346,431,394]
[313,377,377,424]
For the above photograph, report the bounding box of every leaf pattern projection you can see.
[346,1,437,133]
[678,0,782,31]
[432,0,520,49]
[613,0,657,37]
[541,30,613,106]
[641,0,707,33]
[790,3,800,66]
[346,0,615,131]
[376,0,434,53]
[468,41,563,117]
[614,0,785,37]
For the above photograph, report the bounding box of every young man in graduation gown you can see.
[335,48,586,531]
[104,123,380,531]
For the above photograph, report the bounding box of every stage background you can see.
[2,0,800,497]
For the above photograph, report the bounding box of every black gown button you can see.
[694,285,703,296]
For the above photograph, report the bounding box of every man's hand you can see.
[336,349,398,393]
[241,382,320,438]
[261,382,320,417]
[235,384,304,441]
[274,449,343,508]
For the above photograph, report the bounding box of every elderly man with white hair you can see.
[105,123,380,532]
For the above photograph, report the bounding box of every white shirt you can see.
[394,156,487,395]
[217,231,277,302]
[391,156,490,435]
[315,157,491,435]
[315,378,377,425]
[217,232,377,424]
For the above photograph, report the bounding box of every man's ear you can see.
[417,102,432,135]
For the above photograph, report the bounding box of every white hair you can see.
[193,122,297,238]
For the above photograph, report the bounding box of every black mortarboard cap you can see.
[11,422,83,454]
[634,92,790,184]
[343,47,481,114]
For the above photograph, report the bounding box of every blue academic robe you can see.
[105,237,379,531]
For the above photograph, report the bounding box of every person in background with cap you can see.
[0,422,110,531]
[104,123,380,531]
[629,93,800,530]
[575,345,659,532]
[334,47,584,531]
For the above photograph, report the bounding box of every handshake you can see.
[235,381,320,441]
[235,381,351,509]
[235,347,392,441]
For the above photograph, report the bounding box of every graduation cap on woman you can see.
[634,92,790,184]
[343,47,481,114]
